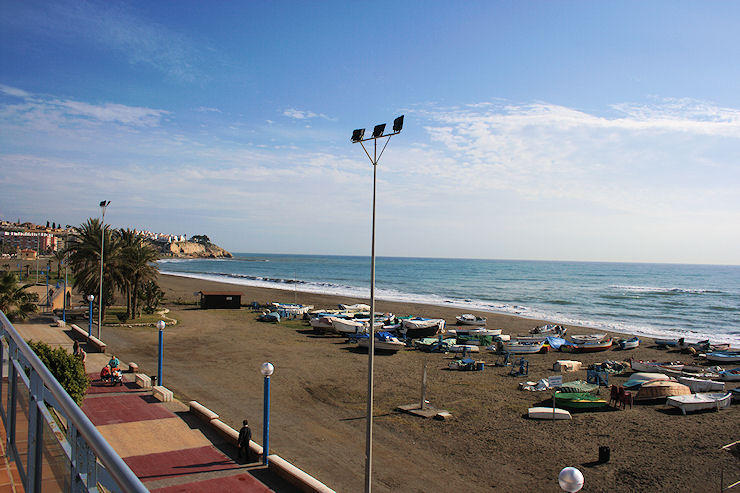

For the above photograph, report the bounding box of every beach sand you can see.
[97,273,739,492]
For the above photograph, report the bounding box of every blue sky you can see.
[1,1,739,264]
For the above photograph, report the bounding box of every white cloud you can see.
[0,84,31,98]
[283,108,331,120]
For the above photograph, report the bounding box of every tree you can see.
[139,280,164,314]
[191,234,210,245]
[66,218,121,324]
[52,250,66,277]
[0,272,39,321]
[46,220,50,228]
[27,341,88,405]
[115,229,160,319]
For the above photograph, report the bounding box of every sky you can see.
[1,1,739,265]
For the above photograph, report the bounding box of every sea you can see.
[158,254,740,345]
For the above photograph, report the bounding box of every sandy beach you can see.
[97,273,739,492]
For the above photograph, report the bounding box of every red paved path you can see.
[151,473,273,493]
[124,445,242,481]
[83,394,179,425]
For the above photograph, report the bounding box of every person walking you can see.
[237,419,252,463]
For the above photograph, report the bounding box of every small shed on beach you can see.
[199,291,242,310]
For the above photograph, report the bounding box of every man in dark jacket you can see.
[237,419,252,462]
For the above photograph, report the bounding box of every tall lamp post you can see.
[17,263,21,280]
[350,115,404,493]
[157,320,166,386]
[98,200,110,340]
[260,362,274,466]
[87,294,95,337]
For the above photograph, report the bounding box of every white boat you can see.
[618,337,640,350]
[530,324,567,337]
[456,314,487,326]
[400,318,446,338]
[719,368,740,382]
[271,303,313,315]
[358,334,406,352]
[630,360,685,374]
[453,327,502,337]
[666,392,733,415]
[331,318,382,334]
[528,407,572,420]
[309,316,339,330]
[448,344,480,353]
[501,340,545,354]
[338,303,371,312]
[705,351,740,363]
[570,333,607,344]
[677,376,725,393]
[624,372,673,389]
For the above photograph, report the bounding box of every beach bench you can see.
[152,385,173,402]
[135,374,152,389]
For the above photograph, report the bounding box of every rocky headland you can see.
[158,240,233,259]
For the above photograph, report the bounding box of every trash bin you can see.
[599,445,611,463]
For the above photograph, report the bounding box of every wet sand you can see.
[98,273,740,492]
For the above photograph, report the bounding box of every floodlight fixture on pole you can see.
[350,114,404,493]
[98,200,110,340]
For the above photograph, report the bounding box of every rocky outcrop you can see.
[163,241,232,259]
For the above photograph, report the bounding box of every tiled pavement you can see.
[8,318,290,492]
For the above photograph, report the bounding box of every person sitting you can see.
[108,355,120,370]
[100,365,111,381]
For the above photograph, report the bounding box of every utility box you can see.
[199,291,242,309]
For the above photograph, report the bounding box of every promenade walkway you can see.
[13,317,298,492]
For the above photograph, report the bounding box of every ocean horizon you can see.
[158,253,740,345]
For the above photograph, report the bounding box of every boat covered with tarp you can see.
[666,392,732,415]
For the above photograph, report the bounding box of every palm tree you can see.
[52,250,66,277]
[115,229,160,319]
[0,272,39,321]
[66,219,121,324]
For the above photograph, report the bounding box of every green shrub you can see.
[27,340,89,405]
[116,312,130,323]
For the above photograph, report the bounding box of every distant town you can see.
[0,219,187,259]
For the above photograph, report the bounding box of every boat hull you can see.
[528,407,572,420]
[560,338,613,353]
[666,392,732,414]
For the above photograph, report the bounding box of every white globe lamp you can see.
[559,467,584,492]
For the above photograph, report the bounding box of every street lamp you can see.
[260,362,274,466]
[350,114,404,493]
[98,200,110,340]
[157,320,166,386]
[87,294,95,337]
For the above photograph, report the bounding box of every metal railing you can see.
[0,310,148,492]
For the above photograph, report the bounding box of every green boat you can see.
[553,392,608,409]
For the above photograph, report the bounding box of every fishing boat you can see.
[257,311,280,323]
[271,303,313,316]
[331,318,383,334]
[553,392,608,409]
[654,338,680,347]
[705,351,740,363]
[501,340,546,354]
[618,337,640,350]
[560,338,613,353]
[528,407,572,420]
[719,368,740,382]
[630,360,685,374]
[338,303,370,312]
[357,331,406,352]
[635,381,691,402]
[570,333,607,344]
[309,315,339,331]
[452,327,502,337]
[624,372,673,389]
[530,324,567,337]
[677,376,725,393]
[666,393,732,415]
[455,314,487,326]
[676,339,731,352]
[400,318,446,338]
[448,344,480,353]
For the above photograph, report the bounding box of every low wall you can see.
[188,401,334,493]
